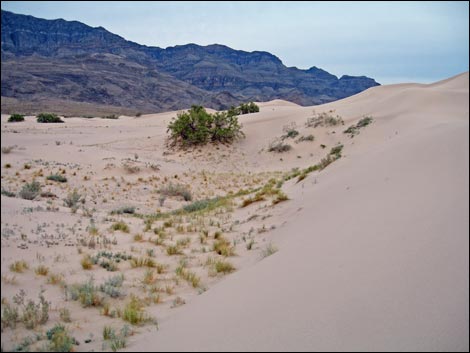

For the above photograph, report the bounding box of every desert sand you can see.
[1,72,468,352]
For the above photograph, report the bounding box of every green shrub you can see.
[10,260,29,273]
[36,113,64,123]
[47,174,67,183]
[63,189,84,209]
[306,111,344,127]
[344,116,373,137]
[158,183,192,201]
[238,102,260,114]
[1,187,16,197]
[214,260,235,274]
[167,105,244,146]
[268,138,292,153]
[67,279,102,307]
[8,114,25,122]
[122,296,148,325]
[46,324,76,352]
[111,206,136,215]
[19,181,41,200]
[111,221,130,233]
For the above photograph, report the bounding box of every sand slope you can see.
[130,73,469,351]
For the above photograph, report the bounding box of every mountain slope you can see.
[1,10,379,114]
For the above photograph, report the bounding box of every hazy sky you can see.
[2,1,469,84]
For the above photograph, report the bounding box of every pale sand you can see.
[129,72,469,351]
[1,72,468,351]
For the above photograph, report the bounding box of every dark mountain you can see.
[1,10,379,115]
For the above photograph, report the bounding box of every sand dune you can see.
[129,72,469,351]
[1,73,467,352]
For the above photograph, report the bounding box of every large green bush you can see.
[8,114,25,122]
[37,113,64,123]
[167,105,244,146]
[227,102,260,116]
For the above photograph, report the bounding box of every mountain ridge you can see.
[1,10,380,115]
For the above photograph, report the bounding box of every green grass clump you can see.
[1,187,16,197]
[261,243,278,258]
[176,264,201,288]
[111,206,136,215]
[166,245,183,256]
[100,274,125,298]
[34,265,49,276]
[272,192,289,205]
[8,114,25,122]
[10,260,29,273]
[306,111,344,127]
[63,189,84,209]
[122,296,149,325]
[67,279,102,307]
[46,174,67,183]
[158,183,192,201]
[344,116,373,137]
[111,221,130,233]
[36,113,64,123]
[214,260,236,274]
[81,254,93,270]
[182,197,223,213]
[19,181,41,200]
[213,237,235,257]
[46,324,76,352]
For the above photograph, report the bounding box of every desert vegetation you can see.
[36,113,64,123]
[167,105,244,146]
[8,114,25,122]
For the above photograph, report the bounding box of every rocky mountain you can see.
[1,10,379,115]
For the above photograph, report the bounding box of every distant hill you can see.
[1,10,379,115]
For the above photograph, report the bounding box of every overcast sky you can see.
[2,1,468,84]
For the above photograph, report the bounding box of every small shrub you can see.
[122,296,148,325]
[306,111,344,127]
[214,260,235,274]
[111,206,135,215]
[46,324,75,352]
[122,161,140,173]
[272,192,289,205]
[34,265,49,276]
[63,189,84,209]
[166,245,183,256]
[47,174,67,183]
[10,260,29,273]
[344,116,373,137]
[1,301,19,329]
[1,146,15,154]
[176,265,201,288]
[159,183,192,201]
[268,138,292,153]
[81,254,93,270]
[103,325,115,340]
[261,243,278,258]
[296,134,315,143]
[36,113,64,123]
[102,114,119,119]
[47,273,64,285]
[67,279,102,307]
[59,307,71,323]
[100,274,124,298]
[19,181,41,200]
[213,237,235,257]
[282,122,299,139]
[111,221,130,233]
[1,187,16,197]
[8,114,25,122]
